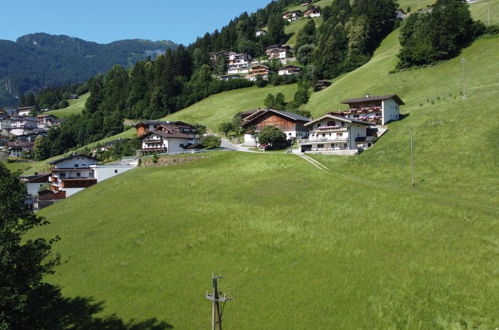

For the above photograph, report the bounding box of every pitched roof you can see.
[305,114,372,127]
[144,130,193,139]
[48,154,98,165]
[341,94,405,105]
[279,65,302,70]
[241,109,310,127]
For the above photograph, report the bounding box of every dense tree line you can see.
[397,0,486,68]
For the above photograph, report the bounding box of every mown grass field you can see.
[31,151,498,328]
[45,93,89,118]
[163,84,299,130]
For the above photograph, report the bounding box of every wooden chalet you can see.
[278,65,302,76]
[304,6,321,18]
[135,121,197,137]
[241,108,310,146]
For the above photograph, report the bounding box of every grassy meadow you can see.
[45,93,89,118]
[11,3,499,327]
[32,151,498,328]
[163,84,299,130]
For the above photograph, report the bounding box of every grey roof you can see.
[48,154,98,165]
[341,94,405,105]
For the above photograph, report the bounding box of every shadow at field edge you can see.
[24,283,173,329]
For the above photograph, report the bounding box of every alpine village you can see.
[1,0,498,328]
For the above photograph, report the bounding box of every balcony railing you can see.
[299,137,348,143]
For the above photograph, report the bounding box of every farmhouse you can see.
[36,114,57,129]
[8,116,38,136]
[283,10,303,22]
[139,122,199,154]
[7,141,34,157]
[241,108,310,146]
[17,106,35,116]
[246,65,271,81]
[304,6,321,18]
[227,52,252,74]
[20,173,51,198]
[299,114,374,155]
[265,45,291,60]
[48,154,99,198]
[332,94,405,125]
[278,65,302,76]
[135,120,197,137]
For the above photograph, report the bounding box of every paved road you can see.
[220,138,256,152]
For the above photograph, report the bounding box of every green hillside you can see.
[25,17,499,326]
[32,150,498,328]
[163,84,299,130]
[45,93,89,118]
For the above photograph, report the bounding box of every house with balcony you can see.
[140,122,199,154]
[17,106,35,116]
[246,65,271,81]
[298,114,374,155]
[8,116,38,136]
[48,154,98,198]
[227,52,252,74]
[265,45,292,61]
[135,121,197,137]
[283,10,303,22]
[304,6,321,18]
[330,94,405,126]
[278,65,302,76]
[7,141,34,157]
[241,108,310,146]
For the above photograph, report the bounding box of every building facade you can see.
[299,114,373,154]
[331,95,405,126]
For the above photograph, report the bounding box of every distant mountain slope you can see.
[0,33,176,106]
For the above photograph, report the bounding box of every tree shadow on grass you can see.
[21,283,173,330]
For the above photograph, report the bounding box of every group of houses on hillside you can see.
[21,154,136,210]
[211,44,302,81]
[240,94,404,155]
[16,94,405,209]
[282,5,321,22]
[0,106,59,158]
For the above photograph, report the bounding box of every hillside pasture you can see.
[45,93,89,118]
[32,151,499,328]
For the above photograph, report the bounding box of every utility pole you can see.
[206,274,231,330]
[410,133,415,188]
[461,56,467,100]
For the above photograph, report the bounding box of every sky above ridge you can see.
[1,0,271,45]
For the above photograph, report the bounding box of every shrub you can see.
[258,126,287,146]
[201,135,221,149]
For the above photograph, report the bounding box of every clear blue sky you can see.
[1,0,271,45]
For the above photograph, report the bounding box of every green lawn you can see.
[31,151,498,328]
[45,93,89,118]
[162,84,299,131]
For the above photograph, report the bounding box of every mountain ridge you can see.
[0,33,177,107]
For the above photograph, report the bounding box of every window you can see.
[338,133,343,137]
[60,173,66,178]
[288,133,292,136]
[317,144,324,148]
[74,164,78,168]
[114,170,118,174]
[76,173,81,177]
[81,164,86,167]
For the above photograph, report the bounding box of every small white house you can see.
[256,30,267,37]
[48,154,99,198]
[140,130,198,154]
[304,6,321,18]
[278,65,302,76]
[90,165,135,182]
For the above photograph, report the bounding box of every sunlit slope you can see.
[34,152,498,328]
[163,84,298,130]
[45,93,89,118]
[305,30,499,205]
